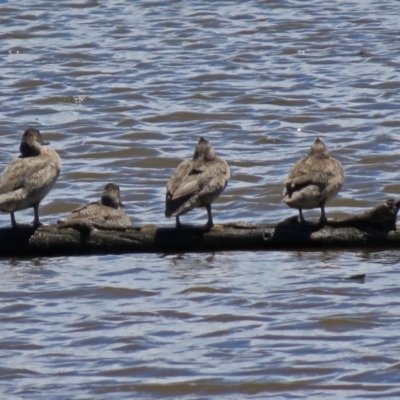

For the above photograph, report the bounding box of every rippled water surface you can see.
[1,0,400,398]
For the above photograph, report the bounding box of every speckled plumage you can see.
[165,137,230,229]
[0,128,62,227]
[57,183,131,231]
[282,138,344,223]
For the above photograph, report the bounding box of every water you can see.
[1,0,400,398]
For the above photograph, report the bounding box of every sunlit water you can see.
[1,0,400,398]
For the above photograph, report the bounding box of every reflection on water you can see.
[1,0,400,398]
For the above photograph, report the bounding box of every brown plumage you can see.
[0,128,62,227]
[282,138,344,223]
[165,137,230,229]
[57,183,131,231]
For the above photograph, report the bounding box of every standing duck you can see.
[165,137,230,229]
[282,138,344,223]
[57,183,131,230]
[0,128,62,227]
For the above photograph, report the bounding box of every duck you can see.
[165,137,230,229]
[57,183,131,230]
[282,137,344,223]
[0,128,62,227]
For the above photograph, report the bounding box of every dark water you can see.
[1,0,400,398]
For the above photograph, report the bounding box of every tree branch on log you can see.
[0,199,399,258]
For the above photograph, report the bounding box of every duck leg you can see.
[10,212,17,228]
[319,201,327,224]
[298,208,305,223]
[175,215,181,229]
[205,204,214,229]
[33,204,41,227]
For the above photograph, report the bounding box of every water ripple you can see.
[1,0,400,398]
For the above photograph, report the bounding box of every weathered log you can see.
[1,199,399,257]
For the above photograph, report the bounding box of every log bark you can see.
[1,199,400,257]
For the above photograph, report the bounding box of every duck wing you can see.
[166,160,195,196]
[285,157,335,188]
[171,177,201,200]
[0,153,60,193]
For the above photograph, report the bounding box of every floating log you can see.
[1,199,399,258]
